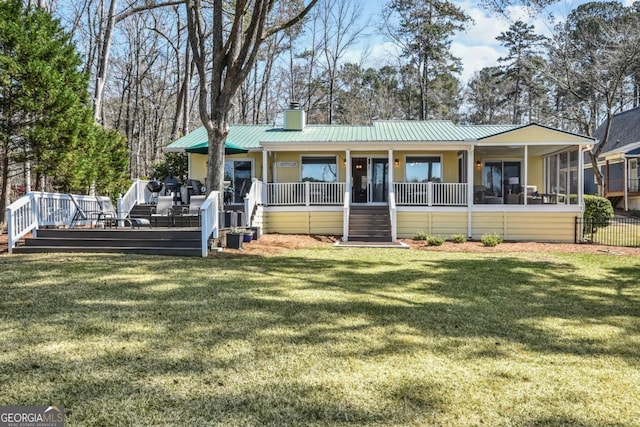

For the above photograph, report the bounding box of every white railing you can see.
[266,182,345,206]
[389,190,397,241]
[343,186,350,241]
[6,194,37,254]
[244,178,265,227]
[6,192,104,253]
[200,191,220,257]
[433,183,468,205]
[394,182,468,206]
[117,179,149,219]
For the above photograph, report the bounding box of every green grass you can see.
[0,249,639,426]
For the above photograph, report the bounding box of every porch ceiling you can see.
[475,144,573,157]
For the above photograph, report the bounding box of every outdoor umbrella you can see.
[185,141,249,155]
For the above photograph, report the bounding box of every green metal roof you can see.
[165,121,522,152]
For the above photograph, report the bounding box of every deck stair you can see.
[348,206,392,242]
[12,228,202,256]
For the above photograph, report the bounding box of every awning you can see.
[185,141,249,155]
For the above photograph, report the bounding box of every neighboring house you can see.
[584,106,640,211]
[166,105,593,243]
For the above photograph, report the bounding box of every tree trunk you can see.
[0,142,10,225]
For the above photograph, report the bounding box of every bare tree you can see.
[185,0,318,200]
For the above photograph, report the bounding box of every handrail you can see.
[117,179,149,219]
[6,192,102,253]
[243,178,264,227]
[6,194,37,254]
[343,187,350,241]
[389,190,397,241]
[200,191,220,257]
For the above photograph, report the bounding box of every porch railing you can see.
[394,182,468,206]
[117,179,150,219]
[267,182,345,206]
[200,191,220,257]
[244,178,265,226]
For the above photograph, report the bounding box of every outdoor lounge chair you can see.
[96,197,151,229]
[69,194,101,228]
[178,195,205,227]
[150,195,175,227]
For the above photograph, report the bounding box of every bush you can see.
[583,195,614,224]
[414,231,429,241]
[481,233,503,247]
[450,234,467,244]
[426,235,445,246]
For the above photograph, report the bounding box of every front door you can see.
[351,157,389,204]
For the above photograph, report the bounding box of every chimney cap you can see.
[289,101,300,109]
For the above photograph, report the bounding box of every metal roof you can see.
[164,121,531,151]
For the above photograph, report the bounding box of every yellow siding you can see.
[471,211,577,242]
[527,156,543,190]
[480,125,590,144]
[396,211,466,238]
[263,211,342,235]
[442,152,458,182]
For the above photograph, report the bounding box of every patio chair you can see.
[96,196,151,229]
[178,195,205,227]
[69,194,101,228]
[150,195,175,227]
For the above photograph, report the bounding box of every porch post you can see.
[262,150,268,183]
[523,145,528,206]
[262,149,268,206]
[345,149,351,196]
[578,146,584,209]
[388,149,394,192]
[624,156,629,211]
[467,147,474,238]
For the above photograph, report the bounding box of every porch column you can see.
[523,145,528,206]
[578,146,584,209]
[388,149,394,192]
[262,150,268,183]
[624,156,629,211]
[262,149,268,206]
[467,147,474,238]
[345,149,351,195]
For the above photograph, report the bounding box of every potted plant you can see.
[243,229,253,243]
[226,228,243,249]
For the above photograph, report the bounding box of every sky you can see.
[347,0,637,84]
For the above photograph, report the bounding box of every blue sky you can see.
[345,0,636,83]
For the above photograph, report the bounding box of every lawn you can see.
[0,248,638,426]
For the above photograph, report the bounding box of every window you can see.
[405,156,442,182]
[224,159,252,203]
[301,156,337,182]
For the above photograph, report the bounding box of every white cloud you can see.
[450,42,503,83]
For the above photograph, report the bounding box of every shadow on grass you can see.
[0,251,638,425]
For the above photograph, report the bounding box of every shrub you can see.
[481,233,503,247]
[583,195,614,224]
[426,235,445,246]
[414,231,429,241]
[450,233,467,244]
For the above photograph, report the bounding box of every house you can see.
[584,107,640,211]
[166,105,592,243]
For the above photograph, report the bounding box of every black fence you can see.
[575,216,640,247]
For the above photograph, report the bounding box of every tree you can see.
[496,20,547,124]
[465,67,511,124]
[0,0,127,223]
[185,0,318,201]
[383,0,469,120]
[547,1,640,190]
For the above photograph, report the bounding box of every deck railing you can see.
[6,192,103,253]
[244,178,265,226]
[117,179,150,219]
[200,191,220,257]
[394,182,468,206]
[267,182,345,206]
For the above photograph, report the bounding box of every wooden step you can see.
[348,206,392,242]
[16,228,204,257]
